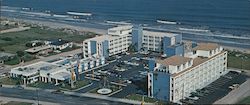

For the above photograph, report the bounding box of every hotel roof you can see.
[83,35,115,42]
[108,25,133,31]
[143,30,178,38]
[157,55,192,66]
[193,43,219,51]
[172,51,226,77]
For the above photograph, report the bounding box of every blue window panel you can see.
[102,40,109,58]
[132,25,143,51]
[148,59,155,71]
[153,72,170,101]
[90,41,97,55]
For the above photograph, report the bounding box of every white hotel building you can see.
[148,43,228,103]
[83,26,132,58]
[82,25,183,58]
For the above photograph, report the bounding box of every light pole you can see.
[37,89,39,105]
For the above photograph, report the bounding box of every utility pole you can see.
[141,95,144,105]
[36,88,39,105]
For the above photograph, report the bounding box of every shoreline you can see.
[2,17,250,53]
[2,17,107,35]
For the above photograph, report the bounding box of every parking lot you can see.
[181,71,249,104]
[80,52,155,97]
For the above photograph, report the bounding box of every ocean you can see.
[1,0,250,48]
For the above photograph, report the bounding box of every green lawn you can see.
[0,77,21,85]
[125,94,170,104]
[4,53,36,65]
[61,80,91,90]
[227,51,250,70]
[126,94,157,103]
[237,96,250,104]
[27,81,58,89]
[0,26,95,54]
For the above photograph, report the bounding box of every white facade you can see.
[50,42,73,50]
[142,30,177,51]
[10,61,70,85]
[83,26,132,58]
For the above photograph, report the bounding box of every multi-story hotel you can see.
[147,43,228,103]
[83,26,132,58]
[83,25,184,58]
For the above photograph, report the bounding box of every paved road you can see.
[214,79,250,104]
[0,87,127,105]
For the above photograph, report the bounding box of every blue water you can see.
[2,0,250,35]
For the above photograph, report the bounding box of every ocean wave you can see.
[157,20,180,25]
[106,20,131,25]
[53,14,69,18]
[67,11,92,16]
[19,11,51,17]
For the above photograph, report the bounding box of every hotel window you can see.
[177,66,180,70]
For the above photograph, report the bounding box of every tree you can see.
[16,51,25,58]
[25,43,33,48]
[35,42,44,46]
[0,47,4,51]
[1,37,12,41]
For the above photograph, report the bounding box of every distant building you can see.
[83,25,184,58]
[46,39,73,50]
[25,45,53,55]
[0,52,15,63]
[147,43,228,103]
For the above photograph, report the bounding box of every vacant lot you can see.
[0,27,96,53]
[227,51,250,70]
[238,96,250,104]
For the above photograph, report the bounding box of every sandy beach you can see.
[5,17,107,35]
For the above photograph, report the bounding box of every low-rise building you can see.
[147,43,227,103]
[9,55,105,85]
[10,61,70,85]
[46,39,73,50]
[25,45,53,55]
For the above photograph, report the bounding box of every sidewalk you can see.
[0,96,60,105]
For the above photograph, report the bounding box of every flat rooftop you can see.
[83,35,115,42]
[11,61,59,76]
[172,51,226,77]
[143,30,178,37]
[157,55,192,66]
[193,43,219,51]
[108,25,133,31]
